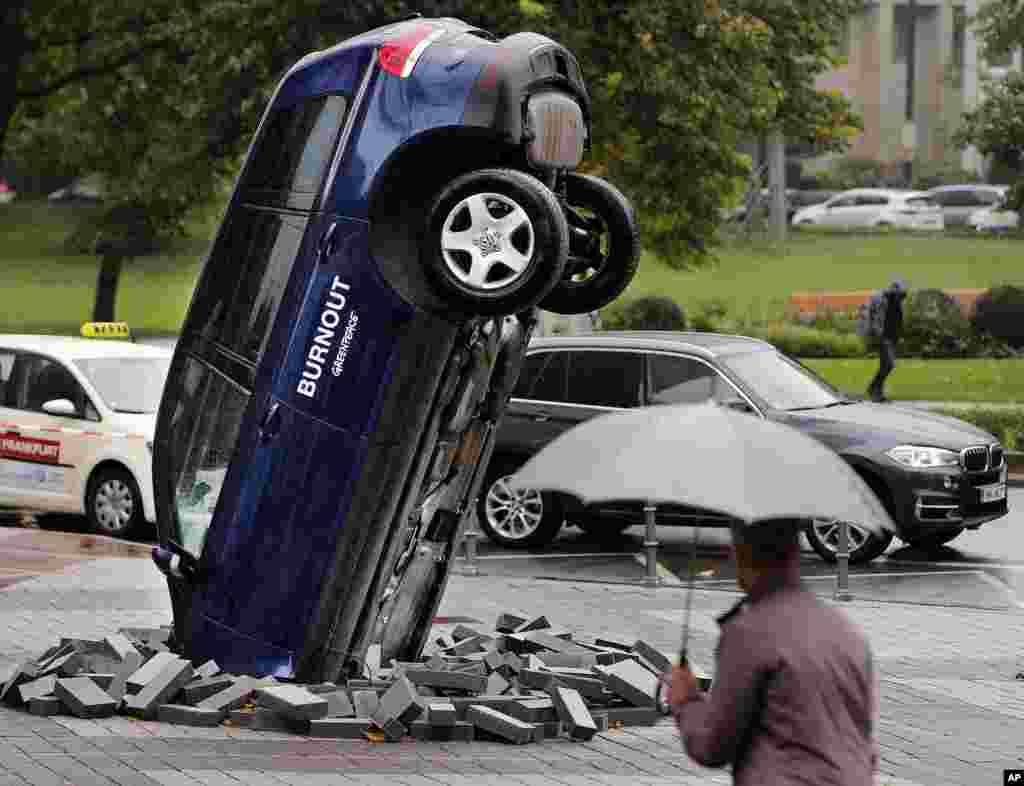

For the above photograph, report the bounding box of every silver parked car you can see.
[926,184,1007,227]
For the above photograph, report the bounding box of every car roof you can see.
[528,331,775,359]
[0,335,172,360]
[927,183,1006,192]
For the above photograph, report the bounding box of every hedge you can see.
[936,407,1024,452]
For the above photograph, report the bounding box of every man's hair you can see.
[731,519,802,562]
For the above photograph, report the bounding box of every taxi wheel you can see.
[86,468,143,538]
[476,465,564,549]
[538,174,641,315]
[422,168,568,316]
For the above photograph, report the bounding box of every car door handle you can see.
[258,402,282,443]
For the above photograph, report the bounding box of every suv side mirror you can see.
[42,398,77,417]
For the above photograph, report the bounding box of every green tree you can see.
[527,0,860,263]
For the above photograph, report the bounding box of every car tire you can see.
[537,174,640,315]
[421,168,568,316]
[476,463,564,548]
[904,528,964,549]
[575,518,632,540]
[805,519,894,565]
[86,467,144,538]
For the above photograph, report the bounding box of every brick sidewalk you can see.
[2,557,1023,786]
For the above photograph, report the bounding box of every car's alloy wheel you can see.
[476,468,564,548]
[87,468,143,537]
[805,518,894,564]
[422,168,568,316]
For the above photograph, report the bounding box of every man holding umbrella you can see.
[669,519,878,785]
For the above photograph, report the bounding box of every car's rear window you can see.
[240,94,349,207]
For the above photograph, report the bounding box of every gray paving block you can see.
[61,637,109,655]
[104,634,139,663]
[372,675,425,728]
[28,695,64,716]
[78,673,116,691]
[182,675,237,705]
[54,677,117,718]
[351,689,379,719]
[483,651,505,673]
[305,681,339,694]
[522,631,588,655]
[507,698,558,724]
[249,708,306,733]
[435,634,456,651]
[427,701,456,726]
[404,669,487,694]
[495,613,528,633]
[486,672,510,695]
[466,704,535,744]
[321,689,354,718]
[594,636,633,651]
[125,651,179,694]
[531,722,546,743]
[597,659,657,707]
[451,660,488,674]
[591,711,609,732]
[123,659,194,719]
[450,635,491,656]
[105,670,128,704]
[379,717,406,742]
[448,694,522,720]
[518,669,558,692]
[410,720,475,741]
[513,616,550,633]
[451,624,485,642]
[605,705,660,726]
[309,717,372,738]
[416,686,440,698]
[424,655,446,671]
[346,679,392,692]
[156,704,225,727]
[195,678,254,713]
[536,652,598,669]
[16,675,57,704]
[595,650,635,666]
[549,686,597,741]
[365,643,382,680]
[632,640,672,674]
[36,651,83,679]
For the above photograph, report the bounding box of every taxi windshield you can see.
[74,357,171,414]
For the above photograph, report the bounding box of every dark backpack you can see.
[856,291,886,338]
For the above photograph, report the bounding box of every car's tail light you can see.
[378,25,445,78]
[525,91,586,169]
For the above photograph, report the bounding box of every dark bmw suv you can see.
[479,332,1009,564]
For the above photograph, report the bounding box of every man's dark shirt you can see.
[882,292,904,341]
[675,566,877,785]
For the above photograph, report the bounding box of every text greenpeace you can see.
[297,276,358,399]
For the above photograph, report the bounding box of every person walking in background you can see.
[867,279,908,403]
[670,520,878,785]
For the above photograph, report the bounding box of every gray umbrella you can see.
[511,402,895,534]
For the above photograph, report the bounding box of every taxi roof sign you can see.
[81,322,131,339]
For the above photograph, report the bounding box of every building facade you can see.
[816,0,1022,175]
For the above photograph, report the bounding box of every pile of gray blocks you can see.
[1,616,711,745]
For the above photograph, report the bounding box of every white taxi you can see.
[0,325,171,536]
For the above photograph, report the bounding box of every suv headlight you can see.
[886,445,960,469]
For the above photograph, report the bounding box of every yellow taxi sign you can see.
[81,322,131,339]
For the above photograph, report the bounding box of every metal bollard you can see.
[460,510,482,577]
[833,519,853,601]
[643,503,661,588]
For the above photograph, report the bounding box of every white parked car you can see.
[0,328,171,536]
[791,188,944,231]
[926,184,1008,227]
[967,195,1020,232]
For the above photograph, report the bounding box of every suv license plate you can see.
[979,482,1006,503]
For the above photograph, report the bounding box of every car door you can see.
[0,352,97,511]
[821,195,860,227]
[855,193,890,226]
[496,350,570,460]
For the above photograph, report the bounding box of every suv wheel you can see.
[805,518,894,564]
[477,466,564,548]
[538,173,640,315]
[422,168,568,316]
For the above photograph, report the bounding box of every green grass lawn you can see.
[2,199,1022,405]
[0,200,209,337]
[622,231,1024,323]
[803,358,1024,403]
